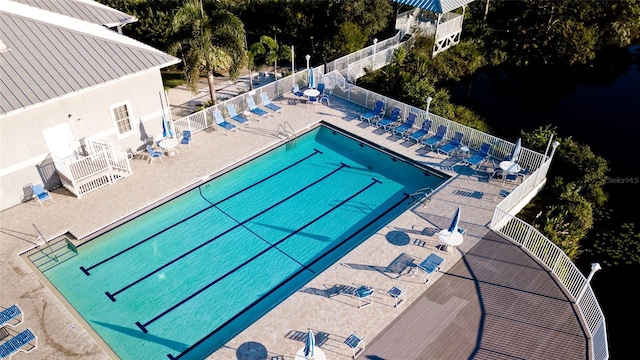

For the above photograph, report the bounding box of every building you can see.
[0,0,179,210]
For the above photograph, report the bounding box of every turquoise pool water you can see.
[41,125,448,359]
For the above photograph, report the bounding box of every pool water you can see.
[40,125,448,359]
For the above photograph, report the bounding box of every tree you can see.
[170,0,246,104]
[250,35,291,79]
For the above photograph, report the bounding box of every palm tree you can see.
[250,35,291,81]
[170,0,246,104]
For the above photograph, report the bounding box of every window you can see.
[112,103,132,135]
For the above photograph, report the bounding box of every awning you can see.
[393,0,475,14]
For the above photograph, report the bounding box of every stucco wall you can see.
[0,69,168,210]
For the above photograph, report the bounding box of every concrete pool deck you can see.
[0,95,588,359]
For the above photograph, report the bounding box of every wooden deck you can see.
[362,230,589,360]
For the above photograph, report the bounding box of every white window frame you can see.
[109,101,135,139]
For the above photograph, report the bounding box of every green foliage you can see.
[333,22,368,55]
[161,71,186,89]
[588,223,640,267]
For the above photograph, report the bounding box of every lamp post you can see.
[291,45,295,74]
[576,263,602,303]
[426,96,433,119]
[305,54,310,70]
[549,140,560,159]
[372,38,378,66]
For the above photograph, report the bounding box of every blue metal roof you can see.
[393,0,474,14]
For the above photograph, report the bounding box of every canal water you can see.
[459,57,639,359]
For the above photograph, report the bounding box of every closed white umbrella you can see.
[303,328,315,359]
[308,68,316,89]
[511,138,522,163]
[447,206,461,234]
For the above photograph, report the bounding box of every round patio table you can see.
[500,161,521,186]
[158,138,179,156]
[438,229,463,252]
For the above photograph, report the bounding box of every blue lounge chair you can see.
[0,305,23,328]
[260,93,282,113]
[504,165,530,184]
[408,119,432,143]
[211,109,238,134]
[374,107,401,130]
[344,333,366,358]
[422,124,448,150]
[180,130,192,148]
[360,100,384,124]
[415,253,444,283]
[225,104,250,126]
[437,131,464,156]
[31,184,52,206]
[392,112,417,138]
[465,142,492,168]
[0,328,37,358]
[246,97,269,118]
[146,145,163,163]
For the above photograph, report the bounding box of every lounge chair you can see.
[31,184,52,206]
[260,93,282,113]
[146,145,163,164]
[422,124,448,150]
[465,142,492,168]
[344,333,366,358]
[437,131,464,156]
[0,305,23,328]
[0,328,37,358]
[408,119,432,143]
[414,253,444,283]
[388,286,407,308]
[225,104,250,126]
[392,112,417,138]
[211,109,238,134]
[246,97,269,118]
[354,286,373,308]
[180,130,192,148]
[360,100,385,124]
[374,107,401,130]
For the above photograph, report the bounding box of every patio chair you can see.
[260,93,282,113]
[414,253,444,283]
[504,165,530,184]
[422,124,448,150]
[307,95,318,107]
[388,286,407,308]
[180,130,192,148]
[31,184,53,206]
[408,119,432,143]
[211,109,238,134]
[360,100,385,124]
[246,97,269,118]
[225,104,250,126]
[146,145,163,163]
[0,328,37,358]
[344,333,366,358]
[437,131,464,156]
[354,286,373,308]
[374,107,401,130]
[292,84,304,98]
[0,305,23,328]
[392,112,417,138]
[465,142,492,168]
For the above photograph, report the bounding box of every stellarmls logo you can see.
[605,177,639,184]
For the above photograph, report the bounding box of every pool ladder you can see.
[278,121,297,148]
[408,187,435,207]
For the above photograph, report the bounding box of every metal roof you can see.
[0,1,179,115]
[393,0,475,14]
[9,0,137,27]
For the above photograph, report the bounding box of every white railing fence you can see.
[490,207,609,360]
[436,12,463,38]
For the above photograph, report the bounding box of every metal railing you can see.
[435,12,463,38]
[490,207,609,360]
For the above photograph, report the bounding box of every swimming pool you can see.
[37,124,448,359]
